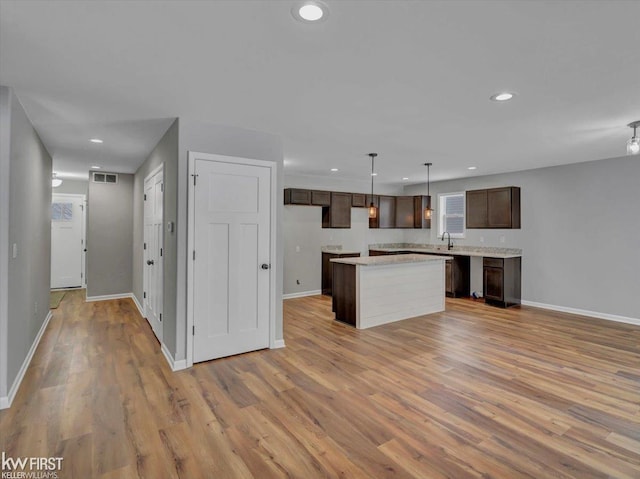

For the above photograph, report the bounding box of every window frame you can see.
[438,192,466,239]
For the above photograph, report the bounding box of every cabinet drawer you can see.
[483,257,504,268]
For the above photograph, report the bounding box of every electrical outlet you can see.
[480,236,484,243]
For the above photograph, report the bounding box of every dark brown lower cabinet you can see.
[416,252,469,298]
[322,252,360,295]
[483,257,521,307]
[331,262,356,326]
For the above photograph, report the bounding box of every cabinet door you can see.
[322,192,351,228]
[351,193,366,207]
[466,189,487,228]
[311,190,331,206]
[395,196,414,228]
[487,188,513,227]
[413,196,431,229]
[445,260,453,294]
[378,196,396,229]
[483,266,504,301]
[284,188,311,205]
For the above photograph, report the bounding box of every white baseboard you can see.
[85,292,134,302]
[271,339,286,349]
[161,342,187,371]
[282,290,322,300]
[0,311,52,410]
[130,294,145,318]
[521,300,640,326]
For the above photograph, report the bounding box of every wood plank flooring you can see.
[1,289,639,478]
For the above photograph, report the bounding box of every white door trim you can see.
[186,151,278,368]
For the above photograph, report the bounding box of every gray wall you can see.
[403,156,640,320]
[0,86,52,402]
[53,178,88,195]
[86,173,134,297]
[133,119,178,328]
[283,174,405,296]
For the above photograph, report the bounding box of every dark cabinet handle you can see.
[147,260,155,265]
[261,263,270,270]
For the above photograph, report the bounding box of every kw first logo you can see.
[1,452,63,478]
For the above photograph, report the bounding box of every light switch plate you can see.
[12,243,17,258]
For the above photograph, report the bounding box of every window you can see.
[438,192,465,238]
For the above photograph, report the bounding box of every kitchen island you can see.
[330,254,449,329]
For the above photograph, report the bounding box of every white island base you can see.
[331,254,447,329]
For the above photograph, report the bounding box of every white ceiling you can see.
[1,0,639,184]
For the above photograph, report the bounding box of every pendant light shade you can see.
[368,153,378,219]
[627,121,640,155]
[424,162,433,220]
[52,172,62,188]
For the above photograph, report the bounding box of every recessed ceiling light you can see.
[91,165,102,169]
[291,1,328,23]
[89,138,103,143]
[330,168,338,172]
[402,177,409,181]
[490,92,515,102]
[371,173,378,176]
[467,166,477,170]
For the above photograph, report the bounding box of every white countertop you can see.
[331,253,451,266]
[369,247,521,259]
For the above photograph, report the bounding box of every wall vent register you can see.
[92,172,118,184]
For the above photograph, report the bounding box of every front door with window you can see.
[51,194,85,289]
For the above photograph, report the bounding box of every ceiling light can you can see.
[490,92,515,102]
[291,1,329,23]
[89,138,103,143]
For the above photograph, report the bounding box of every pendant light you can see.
[627,121,640,155]
[52,172,62,188]
[368,153,378,219]
[423,162,433,220]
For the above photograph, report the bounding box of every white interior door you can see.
[192,158,271,363]
[51,194,85,288]
[143,167,163,341]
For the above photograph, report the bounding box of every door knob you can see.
[147,260,155,265]
[261,263,270,270]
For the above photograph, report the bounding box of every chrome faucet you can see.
[441,231,453,250]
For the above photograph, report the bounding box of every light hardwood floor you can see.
[1,289,639,478]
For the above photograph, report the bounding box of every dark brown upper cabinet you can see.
[322,192,351,228]
[366,195,379,228]
[466,187,520,229]
[393,195,431,229]
[284,188,311,205]
[413,195,432,229]
[395,196,414,228]
[377,195,396,229]
[351,193,366,207]
[311,190,331,206]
